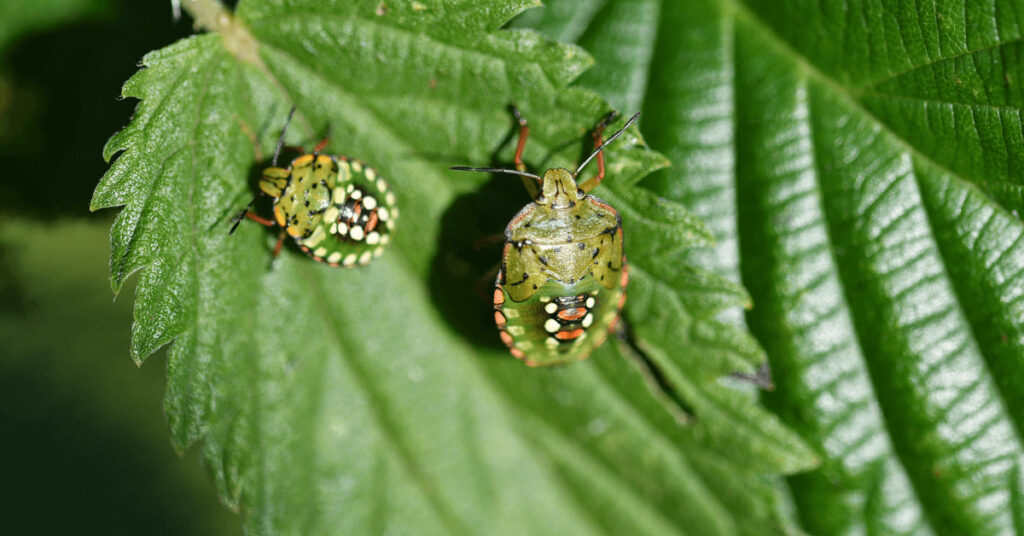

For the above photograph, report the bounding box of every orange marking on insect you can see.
[365,210,379,232]
[351,200,363,220]
[499,331,514,346]
[510,348,526,359]
[492,288,505,305]
[273,205,287,227]
[620,265,629,288]
[555,328,584,340]
[506,204,535,230]
[557,308,587,321]
[293,154,314,166]
[618,292,627,310]
[494,310,507,328]
[588,198,616,213]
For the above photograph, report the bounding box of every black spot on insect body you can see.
[575,215,581,220]
[509,272,530,287]
[578,242,586,250]
[538,256,549,266]
[305,200,310,207]
[592,248,600,258]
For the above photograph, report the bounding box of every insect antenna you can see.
[229,200,255,234]
[450,166,542,182]
[271,106,298,167]
[574,111,640,178]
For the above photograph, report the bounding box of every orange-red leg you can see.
[510,106,539,198]
[272,231,286,257]
[580,112,617,193]
[244,211,276,227]
[313,137,330,154]
[511,106,529,173]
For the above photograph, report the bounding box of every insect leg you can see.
[473,233,506,251]
[229,196,264,234]
[474,263,501,301]
[244,212,276,227]
[510,105,540,198]
[271,231,287,257]
[579,111,618,193]
[312,123,333,155]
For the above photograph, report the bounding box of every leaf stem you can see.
[180,0,263,67]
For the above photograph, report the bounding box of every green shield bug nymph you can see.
[452,109,639,366]
[230,108,398,267]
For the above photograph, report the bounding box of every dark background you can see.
[0,1,241,533]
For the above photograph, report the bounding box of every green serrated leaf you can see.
[522,0,1024,534]
[94,0,814,533]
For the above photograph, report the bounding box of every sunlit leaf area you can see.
[3,1,1024,534]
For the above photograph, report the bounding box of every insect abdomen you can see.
[296,158,398,267]
[494,262,627,366]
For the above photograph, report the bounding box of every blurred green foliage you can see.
[0,218,240,534]
[0,1,239,534]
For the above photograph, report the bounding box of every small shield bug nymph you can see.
[452,109,639,366]
[230,108,398,267]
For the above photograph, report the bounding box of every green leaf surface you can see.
[517,0,1024,534]
[92,0,817,533]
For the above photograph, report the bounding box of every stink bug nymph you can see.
[452,109,638,366]
[230,108,398,267]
